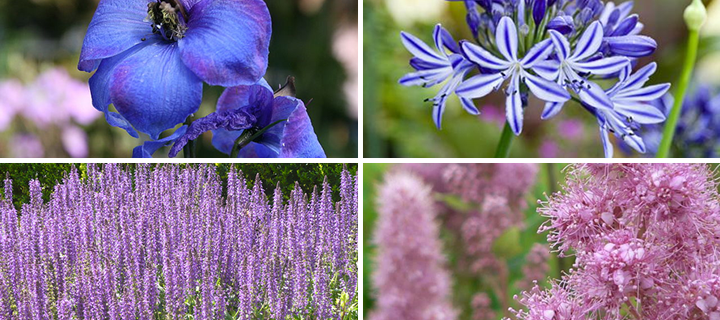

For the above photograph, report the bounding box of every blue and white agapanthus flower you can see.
[399,0,669,157]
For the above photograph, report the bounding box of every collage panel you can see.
[363,162,720,319]
[0,0,358,158]
[363,0,720,158]
[0,163,359,319]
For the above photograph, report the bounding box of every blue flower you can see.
[79,0,272,140]
[456,17,570,135]
[592,62,669,157]
[399,24,478,129]
[539,23,630,119]
[165,79,326,158]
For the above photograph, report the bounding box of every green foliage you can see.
[0,163,81,208]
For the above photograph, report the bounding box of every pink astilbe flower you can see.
[511,164,720,320]
[371,171,456,320]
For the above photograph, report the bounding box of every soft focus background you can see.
[0,0,358,158]
[364,0,720,158]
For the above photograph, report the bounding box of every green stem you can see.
[494,122,515,158]
[657,29,700,158]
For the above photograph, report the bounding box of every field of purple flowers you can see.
[0,164,358,319]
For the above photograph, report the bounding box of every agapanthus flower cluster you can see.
[371,170,457,320]
[0,164,357,319]
[79,0,324,158]
[400,0,670,157]
[511,164,720,319]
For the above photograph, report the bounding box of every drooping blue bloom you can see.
[591,62,669,157]
[399,24,478,129]
[165,80,326,158]
[455,17,570,135]
[79,0,272,140]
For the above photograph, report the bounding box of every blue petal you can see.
[496,17,519,62]
[460,97,480,115]
[572,57,630,76]
[211,128,242,155]
[598,121,614,158]
[235,143,278,158]
[461,41,511,70]
[542,101,565,120]
[610,14,639,37]
[523,72,570,103]
[571,21,603,61]
[613,101,666,124]
[399,68,453,87]
[520,39,554,68]
[455,73,504,99]
[216,80,273,114]
[401,31,446,65]
[179,0,271,87]
[274,97,326,158]
[548,30,571,61]
[109,42,203,139]
[105,111,139,138]
[506,75,523,135]
[532,59,561,81]
[132,125,189,158]
[578,80,614,111]
[618,62,658,92]
[78,0,149,72]
[615,84,671,101]
[605,36,656,57]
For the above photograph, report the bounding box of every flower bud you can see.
[684,0,707,32]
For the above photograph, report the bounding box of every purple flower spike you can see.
[79,0,272,139]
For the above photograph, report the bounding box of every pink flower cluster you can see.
[512,164,720,320]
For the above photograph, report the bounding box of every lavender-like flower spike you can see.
[370,171,457,320]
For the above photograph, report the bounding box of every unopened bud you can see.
[684,0,707,31]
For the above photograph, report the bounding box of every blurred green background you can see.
[363,0,720,158]
[0,0,358,158]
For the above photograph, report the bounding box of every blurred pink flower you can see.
[24,68,98,127]
[61,126,89,158]
[9,134,44,158]
[539,141,559,158]
[557,119,584,141]
[0,80,24,131]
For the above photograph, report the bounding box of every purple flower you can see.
[79,0,272,140]
[456,17,570,134]
[371,171,457,320]
[399,24,478,129]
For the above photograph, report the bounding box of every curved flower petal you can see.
[179,0,272,87]
[598,121,614,158]
[400,31,446,65]
[460,97,480,115]
[399,68,454,87]
[506,75,523,135]
[571,21,603,61]
[211,128,242,155]
[455,73,504,99]
[524,72,570,103]
[614,84,671,101]
[578,80,614,111]
[433,24,460,55]
[548,30,571,61]
[572,57,630,76]
[610,14,639,37]
[78,0,150,72]
[110,42,203,139]
[618,62,658,93]
[132,126,188,158]
[275,97,326,158]
[461,41,511,70]
[613,102,666,124]
[605,35,656,57]
[542,101,565,120]
[533,59,561,81]
[496,17,519,62]
[520,39,554,68]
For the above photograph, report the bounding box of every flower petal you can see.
[571,21,603,61]
[542,101,565,120]
[496,16,519,62]
[211,128,242,155]
[613,101,666,124]
[455,73,504,99]
[433,24,460,55]
[179,0,271,87]
[460,97,480,115]
[132,125,189,158]
[610,14,639,37]
[275,97,326,158]
[506,75,524,135]
[598,120,614,158]
[548,30,571,61]
[110,42,203,139]
[572,57,630,76]
[619,62,658,92]
[615,83,671,101]
[533,59,561,81]
[461,41,511,70]
[399,68,454,87]
[578,80,614,111]
[400,31,446,66]
[521,39,554,68]
[78,0,150,72]
[524,72,570,103]
[605,35,657,57]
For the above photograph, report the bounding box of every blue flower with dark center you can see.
[400,0,667,157]
[79,0,272,140]
[159,79,326,158]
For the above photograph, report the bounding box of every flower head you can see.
[79,0,272,140]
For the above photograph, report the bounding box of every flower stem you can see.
[494,122,515,158]
[657,16,702,157]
